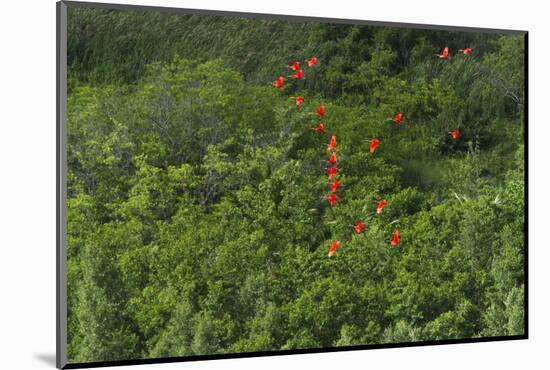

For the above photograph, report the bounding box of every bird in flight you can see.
[390,230,400,246]
[376,199,388,215]
[307,56,319,67]
[458,48,473,54]
[313,123,325,133]
[328,166,338,180]
[288,61,300,71]
[328,240,342,257]
[272,76,284,88]
[327,151,337,165]
[392,112,404,124]
[354,221,366,234]
[324,193,337,206]
[331,180,341,193]
[437,47,450,59]
[316,104,326,117]
[292,69,305,79]
[327,135,337,151]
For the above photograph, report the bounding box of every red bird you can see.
[437,47,450,59]
[370,138,380,153]
[295,96,304,106]
[327,135,337,151]
[376,199,387,215]
[328,240,341,257]
[392,112,404,124]
[390,230,400,246]
[331,180,341,193]
[307,56,318,67]
[313,123,325,133]
[272,76,284,88]
[459,48,473,54]
[327,151,337,165]
[316,104,326,117]
[328,166,338,180]
[324,193,337,206]
[288,61,300,71]
[450,129,460,140]
[354,221,365,234]
[292,69,305,79]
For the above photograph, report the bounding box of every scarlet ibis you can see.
[328,166,338,180]
[392,112,404,124]
[354,221,365,234]
[437,47,450,59]
[328,240,341,257]
[459,48,473,54]
[376,199,387,214]
[324,193,337,206]
[292,69,305,79]
[331,180,341,193]
[370,138,380,153]
[272,76,284,88]
[313,123,325,133]
[316,104,326,117]
[288,61,300,71]
[307,56,318,67]
[295,96,304,106]
[450,129,460,140]
[327,151,337,165]
[390,230,400,246]
[327,135,337,151]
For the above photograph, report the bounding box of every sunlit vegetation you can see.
[66,7,525,363]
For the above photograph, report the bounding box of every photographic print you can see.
[58,1,527,367]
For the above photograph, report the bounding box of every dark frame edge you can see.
[62,335,527,369]
[523,31,529,339]
[57,1,68,369]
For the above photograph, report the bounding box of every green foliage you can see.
[66,7,525,363]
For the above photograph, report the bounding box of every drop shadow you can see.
[34,353,57,367]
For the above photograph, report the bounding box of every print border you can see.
[56,1,528,368]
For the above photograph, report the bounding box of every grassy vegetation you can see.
[66,6,525,363]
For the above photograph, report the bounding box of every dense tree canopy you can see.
[66,7,525,363]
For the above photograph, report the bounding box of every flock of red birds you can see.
[271,47,469,257]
